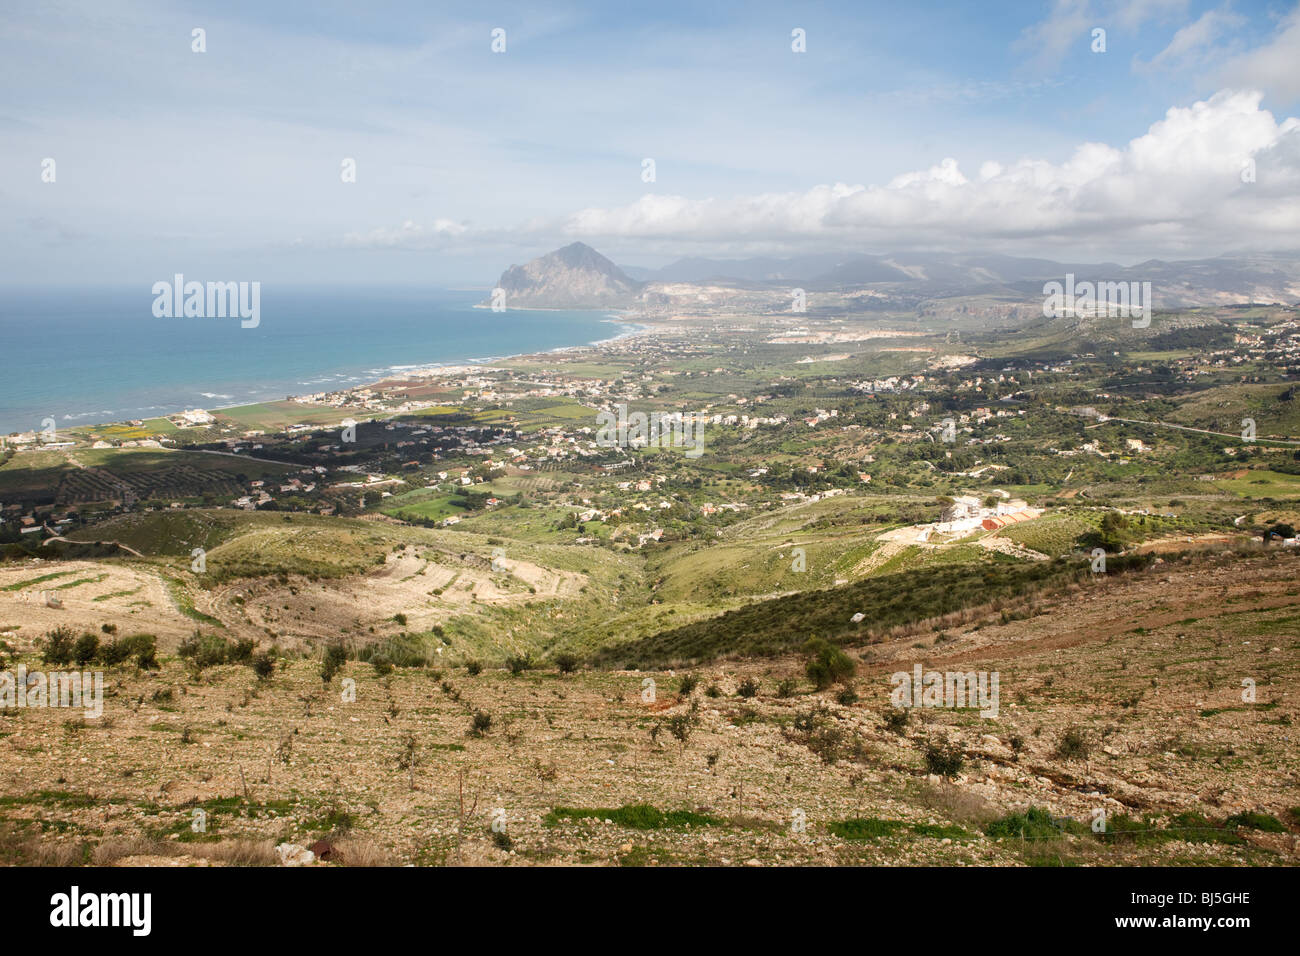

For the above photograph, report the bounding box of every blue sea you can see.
[0,287,631,435]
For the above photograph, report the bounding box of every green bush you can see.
[72,633,99,666]
[130,634,159,670]
[1224,811,1285,833]
[228,638,255,664]
[804,638,856,689]
[178,631,231,669]
[321,643,347,683]
[554,652,579,674]
[41,626,77,666]
[546,804,720,830]
[884,707,909,734]
[986,807,1078,841]
[1055,726,1090,760]
[252,652,275,681]
[923,737,965,777]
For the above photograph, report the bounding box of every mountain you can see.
[487,244,1300,310]
[638,251,1300,305]
[489,242,641,309]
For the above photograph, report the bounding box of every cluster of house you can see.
[850,375,926,394]
[230,466,329,510]
[5,506,77,537]
[168,408,215,428]
[929,494,1039,536]
[1,433,76,451]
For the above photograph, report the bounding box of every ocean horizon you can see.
[0,286,630,435]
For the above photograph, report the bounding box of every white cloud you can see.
[342,219,468,248]
[539,90,1299,257]
[1018,0,1190,67]
[1016,0,1096,68]
[1133,6,1243,73]
[1113,0,1188,31]
[1219,6,1300,103]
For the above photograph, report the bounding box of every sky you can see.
[2,0,1299,286]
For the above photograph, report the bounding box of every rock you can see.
[308,839,336,861]
[275,843,316,866]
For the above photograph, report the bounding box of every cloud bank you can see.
[352,89,1300,260]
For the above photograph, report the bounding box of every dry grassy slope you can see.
[1,550,1295,866]
[26,509,617,656]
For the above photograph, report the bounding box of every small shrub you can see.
[737,677,759,699]
[371,654,394,677]
[471,710,493,736]
[41,626,77,666]
[178,631,230,669]
[506,653,532,675]
[228,638,255,664]
[986,807,1079,841]
[73,633,99,666]
[465,659,483,676]
[678,673,699,697]
[804,637,856,690]
[131,635,159,670]
[252,652,275,681]
[883,707,910,734]
[664,711,697,750]
[1055,726,1090,760]
[1224,811,1285,833]
[321,643,347,683]
[554,652,579,674]
[923,737,965,778]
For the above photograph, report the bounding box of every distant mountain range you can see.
[489,242,1300,311]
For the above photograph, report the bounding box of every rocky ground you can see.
[0,550,1296,866]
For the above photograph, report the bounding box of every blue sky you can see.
[2,0,1298,285]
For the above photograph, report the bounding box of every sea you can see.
[0,286,633,435]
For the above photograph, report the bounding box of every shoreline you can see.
[38,313,658,438]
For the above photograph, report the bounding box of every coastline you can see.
[51,312,657,437]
